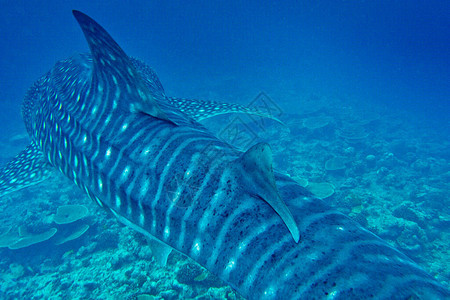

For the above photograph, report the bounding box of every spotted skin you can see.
[0,10,449,299]
[0,143,52,196]
[167,96,283,123]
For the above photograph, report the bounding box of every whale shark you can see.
[0,10,448,299]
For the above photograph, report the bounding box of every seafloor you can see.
[0,86,448,299]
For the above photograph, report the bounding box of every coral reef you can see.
[0,89,448,298]
[53,205,89,224]
[306,182,335,199]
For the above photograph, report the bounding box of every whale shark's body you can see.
[0,11,448,299]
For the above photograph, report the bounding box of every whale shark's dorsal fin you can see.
[232,143,300,243]
[72,10,174,124]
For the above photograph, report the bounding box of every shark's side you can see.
[0,11,448,299]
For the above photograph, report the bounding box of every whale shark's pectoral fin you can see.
[167,97,284,125]
[0,143,54,198]
[232,143,300,243]
[72,10,176,125]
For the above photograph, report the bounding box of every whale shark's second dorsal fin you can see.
[72,10,174,124]
[231,143,300,243]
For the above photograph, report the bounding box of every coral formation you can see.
[53,205,89,224]
[54,224,90,245]
[325,156,348,171]
[306,182,335,199]
[8,227,57,250]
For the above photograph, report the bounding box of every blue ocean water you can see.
[0,1,448,299]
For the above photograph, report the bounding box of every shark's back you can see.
[0,10,448,300]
